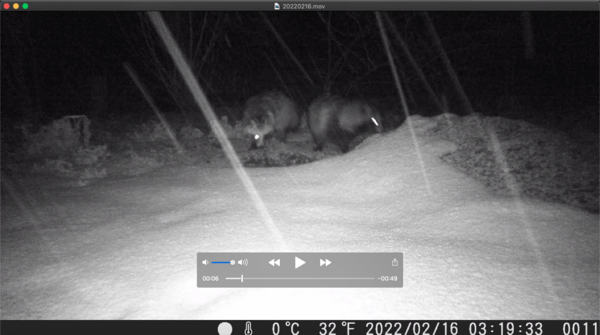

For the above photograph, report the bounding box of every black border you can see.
[2,320,599,335]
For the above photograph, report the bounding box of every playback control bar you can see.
[197,252,403,288]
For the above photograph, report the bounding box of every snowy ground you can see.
[1,116,598,319]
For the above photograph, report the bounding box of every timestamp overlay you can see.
[197,252,403,287]
[209,320,598,335]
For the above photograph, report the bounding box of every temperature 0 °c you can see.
[272,321,300,335]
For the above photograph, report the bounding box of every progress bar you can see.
[226,276,377,282]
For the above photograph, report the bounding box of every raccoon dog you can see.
[308,94,382,153]
[243,91,301,150]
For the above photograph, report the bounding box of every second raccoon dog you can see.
[308,94,382,153]
[243,91,301,150]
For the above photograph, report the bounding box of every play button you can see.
[295,257,305,269]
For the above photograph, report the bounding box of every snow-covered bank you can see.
[1,115,598,319]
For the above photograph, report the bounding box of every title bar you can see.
[1,2,596,11]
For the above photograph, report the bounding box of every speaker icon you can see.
[238,259,249,266]
[202,259,208,265]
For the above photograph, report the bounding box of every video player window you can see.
[1,1,598,327]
